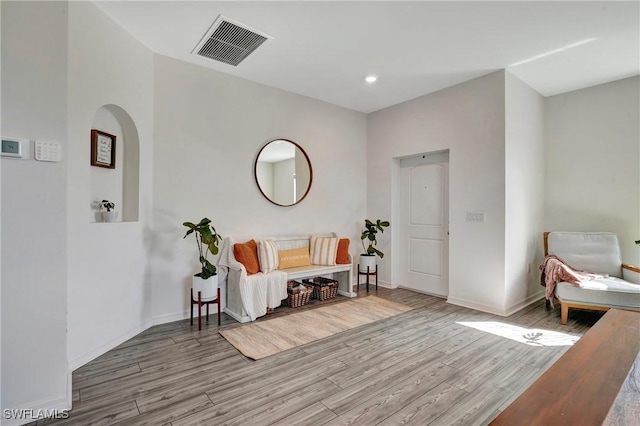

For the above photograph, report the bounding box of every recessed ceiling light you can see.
[365,74,378,83]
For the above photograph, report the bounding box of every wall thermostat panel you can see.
[1,138,30,159]
[35,140,62,162]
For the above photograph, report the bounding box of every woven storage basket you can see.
[286,281,313,308]
[306,277,339,301]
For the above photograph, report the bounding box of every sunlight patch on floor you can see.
[457,321,580,347]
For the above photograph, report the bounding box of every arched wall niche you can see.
[89,104,140,222]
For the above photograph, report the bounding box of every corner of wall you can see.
[504,71,546,313]
[2,0,69,414]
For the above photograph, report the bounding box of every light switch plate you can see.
[466,211,486,222]
[35,140,62,162]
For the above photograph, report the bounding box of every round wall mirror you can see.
[254,139,313,206]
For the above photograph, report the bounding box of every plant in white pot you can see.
[183,217,222,302]
[360,218,390,272]
[100,200,118,222]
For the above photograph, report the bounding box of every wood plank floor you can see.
[39,287,605,426]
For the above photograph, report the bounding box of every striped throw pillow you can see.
[310,236,338,266]
[258,239,279,273]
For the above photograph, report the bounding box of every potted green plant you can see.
[100,199,118,222]
[360,218,390,272]
[183,217,222,301]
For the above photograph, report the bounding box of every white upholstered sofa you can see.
[544,231,640,324]
[218,233,354,323]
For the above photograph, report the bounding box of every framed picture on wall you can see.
[91,129,116,169]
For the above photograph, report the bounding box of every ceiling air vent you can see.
[192,15,272,66]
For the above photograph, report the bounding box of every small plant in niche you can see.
[183,217,222,279]
[100,200,115,212]
[99,199,118,222]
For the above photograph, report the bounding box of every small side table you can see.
[190,288,221,330]
[357,264,378,292]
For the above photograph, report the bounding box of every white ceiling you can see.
[258,140,296,163]
[94,1,640,113]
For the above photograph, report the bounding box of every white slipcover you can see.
[218,238,287,321]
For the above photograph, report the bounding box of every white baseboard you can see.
[354,280,393,290]
[378,280,395,289]
[338,290,357,298]
[447,292,546,317]
[504,291,546,316]
[224,307,250,323]
[68,324,148,371]
[151,303,229,327]
[1,394,70,426]
[150,309,189,326]
[67,370,72,408]
[398,285,447,299]
[446,296,508,316]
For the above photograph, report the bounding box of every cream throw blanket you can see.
[218,238,288,321]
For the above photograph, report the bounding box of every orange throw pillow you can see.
[233,240,260,275]
[336,238,350,264]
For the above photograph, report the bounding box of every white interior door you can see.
[399,162,449,297]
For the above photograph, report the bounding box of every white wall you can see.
[66,1,154,369]
[545,76,640,266]
[504,72,546,313]
[151,54,367,321]
[368,71,508,314]
[1,0,69,416]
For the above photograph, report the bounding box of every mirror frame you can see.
[254,139,313,207]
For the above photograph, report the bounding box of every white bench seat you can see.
[220,233,354,323]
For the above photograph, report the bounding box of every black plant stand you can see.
[357,264,378,292]
[190,287,221,330]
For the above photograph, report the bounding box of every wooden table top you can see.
[491,309,640,426]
